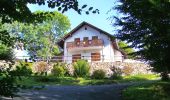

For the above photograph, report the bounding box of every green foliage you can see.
[123,81,170,100]
[4,11,71,59]
[12,63,33,77]
[0,0,99,98]
[0,63,32,97]
[114,0,170,80]
[91,69,106,79]
[73,60,90,77]
[119,74,160,83]
[52,45,60,56]
[0,22,16,47]
[34,76,58,83]
[16,74,159,87]
[0,0,99,23]
[0,44,14,61]
[111,67,123,80]
[52,63,67,77]
[118,41,135,59]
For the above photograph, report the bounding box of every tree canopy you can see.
[4,11,71,59]
[0,0,99,23]
[118,41,135,59]
[114,0,170,80]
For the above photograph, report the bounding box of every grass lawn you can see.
[123,80,170,100]
[16,74,160,86]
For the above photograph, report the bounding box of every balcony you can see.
[66,39,104,52]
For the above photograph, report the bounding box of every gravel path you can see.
[1,81,156,100]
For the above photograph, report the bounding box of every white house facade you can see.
[57,22,125,63]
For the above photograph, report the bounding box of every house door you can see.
[72,54,81,62]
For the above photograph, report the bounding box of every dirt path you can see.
[1,81,156,100]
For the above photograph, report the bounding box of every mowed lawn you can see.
[123,80,170,100]
[16,74,160,86]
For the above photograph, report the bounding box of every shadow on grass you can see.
[123,80,170,100]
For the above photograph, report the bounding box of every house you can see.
[57,22,125,63]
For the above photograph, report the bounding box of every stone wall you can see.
[65,62,153,77]
[1,60,153,77]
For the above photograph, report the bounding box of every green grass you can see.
[16,74,160,86]
[121,74,160,82]
[16,76,118,86]
[123,80,170,100]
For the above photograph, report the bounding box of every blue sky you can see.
[27,0,118,34]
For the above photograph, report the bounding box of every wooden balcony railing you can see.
[66,39,103,49]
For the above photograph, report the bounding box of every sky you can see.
[27,0,118,35]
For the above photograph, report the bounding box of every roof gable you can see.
[57,21,115,48]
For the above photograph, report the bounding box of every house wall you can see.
[64,25,122,63]
[114,49,123,62]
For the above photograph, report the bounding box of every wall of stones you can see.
[65,62,153,77]
[1,60,153,77]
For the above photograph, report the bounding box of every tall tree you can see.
[4,11,70,60]
[114,0,170,80]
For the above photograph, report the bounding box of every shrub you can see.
[111,67,123,80]
[19,61,33,70]
[34,61,48,74]
[91,69,106,79]
[122,66,134,76]
[51,63,66,77]
[12,63,32,76]
[73,60,90,77]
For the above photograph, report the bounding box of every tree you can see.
[114,0,170,80]
[118,41,135,59]
[4,11,70,61]
[0,0,99,23]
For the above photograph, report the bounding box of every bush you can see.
[91,69,106,79]
[34,61,48,74]
[12,63,32,76]
[19,61,33,70]
[51,63,66,77]
[73,60,90,77]
[111,67,123,80]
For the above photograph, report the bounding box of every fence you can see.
[15,55,124,62]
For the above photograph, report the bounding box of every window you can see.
[83,37,88,41]
[74,38,80,46]
[72,54,81,62]
[92,36,98,40]
[75,38,80,42]
[83,37,89,46]
[91,52,101,61]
